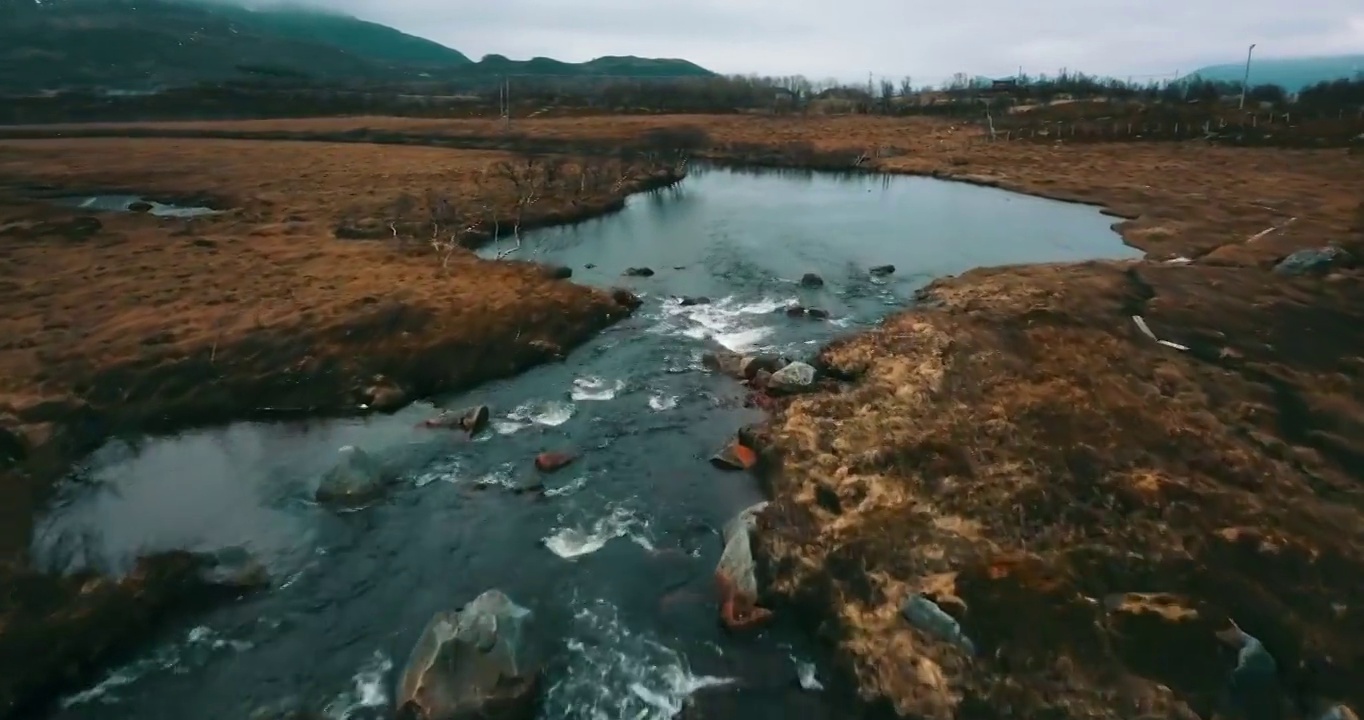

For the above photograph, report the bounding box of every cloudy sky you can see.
[303,0,1360,84]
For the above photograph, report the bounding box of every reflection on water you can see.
[37,167,1138,720]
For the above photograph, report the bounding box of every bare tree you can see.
[900,76,914,97]
[388,192,418,246]
[490,156,544,258]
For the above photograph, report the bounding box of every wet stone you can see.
[799,272,824,288]
[534,451,576,473]
[315,445,393,505]
[396,589,542,720]
[709,440,757,471]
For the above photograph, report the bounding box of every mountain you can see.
[0,0,714,93]
[1181,55,1364,91]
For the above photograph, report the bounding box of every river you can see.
[32,165,1141,720]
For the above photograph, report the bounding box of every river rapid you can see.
[32,165,1140,720]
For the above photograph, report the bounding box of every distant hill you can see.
[0,0,715,93]
[1181,55,1364,91]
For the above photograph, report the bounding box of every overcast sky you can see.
[298,0,1361,84]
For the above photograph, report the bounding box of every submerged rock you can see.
[623,266,655,277]
[767,361,817,395]
[127,200,153,213]
[534,451,576,473]
[315,445,393,505]
[396,590,542,720]
[678,295,711,307]
[1273,246,1354,276]
[715,502,773,632]
[869,264,896,276]
[799,272,824,288]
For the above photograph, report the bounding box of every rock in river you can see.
[534,451,576,473]
[799,272,824,288]
[869,264,896,276]
[396,589,542,720]
[422,405,491,436]
[315,445,394,505]
[623,266,655,277]
[702,349,785,381]
[715,502,773,632]
[709,440,758,471]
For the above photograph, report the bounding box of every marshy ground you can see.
[0,114,1361,719]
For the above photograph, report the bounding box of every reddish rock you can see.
[709,441,758,471]
[716,570,773,632]
[534,451,576,473]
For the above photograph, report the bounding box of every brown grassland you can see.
[0,138,656,715]
[1,114,1362,719]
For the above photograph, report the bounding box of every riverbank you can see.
[734,146,1364,715]
[0,138,659,717]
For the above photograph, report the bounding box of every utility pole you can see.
[1239,43,1256,109]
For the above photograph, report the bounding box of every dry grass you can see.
[0,138,651,555]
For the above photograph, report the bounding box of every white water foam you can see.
[543,504,653,560]
[654,295,788,353]
[571,376,624,402]
[473,463,519,490]
[647,394,678,411]
[495,400,578,435]
[61,625,254,707]
[323,650,393,720]
[545,598,734,720]
[791,655,825,691]
[544,475,589,498]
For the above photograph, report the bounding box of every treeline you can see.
[1,69,1362,125]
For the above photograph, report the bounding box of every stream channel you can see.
[32,165,1141,720]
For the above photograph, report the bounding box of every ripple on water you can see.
[61,625,255,708]
[546,598,734,720]
[648,394,678,411]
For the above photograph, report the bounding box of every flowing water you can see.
[32,166,1141,720]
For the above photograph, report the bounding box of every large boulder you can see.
[396,590,542,720]
[315,445,393,505]
[715,502,773,632]
[766,361,817,395]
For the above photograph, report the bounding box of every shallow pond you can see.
[33,166,1140,720]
